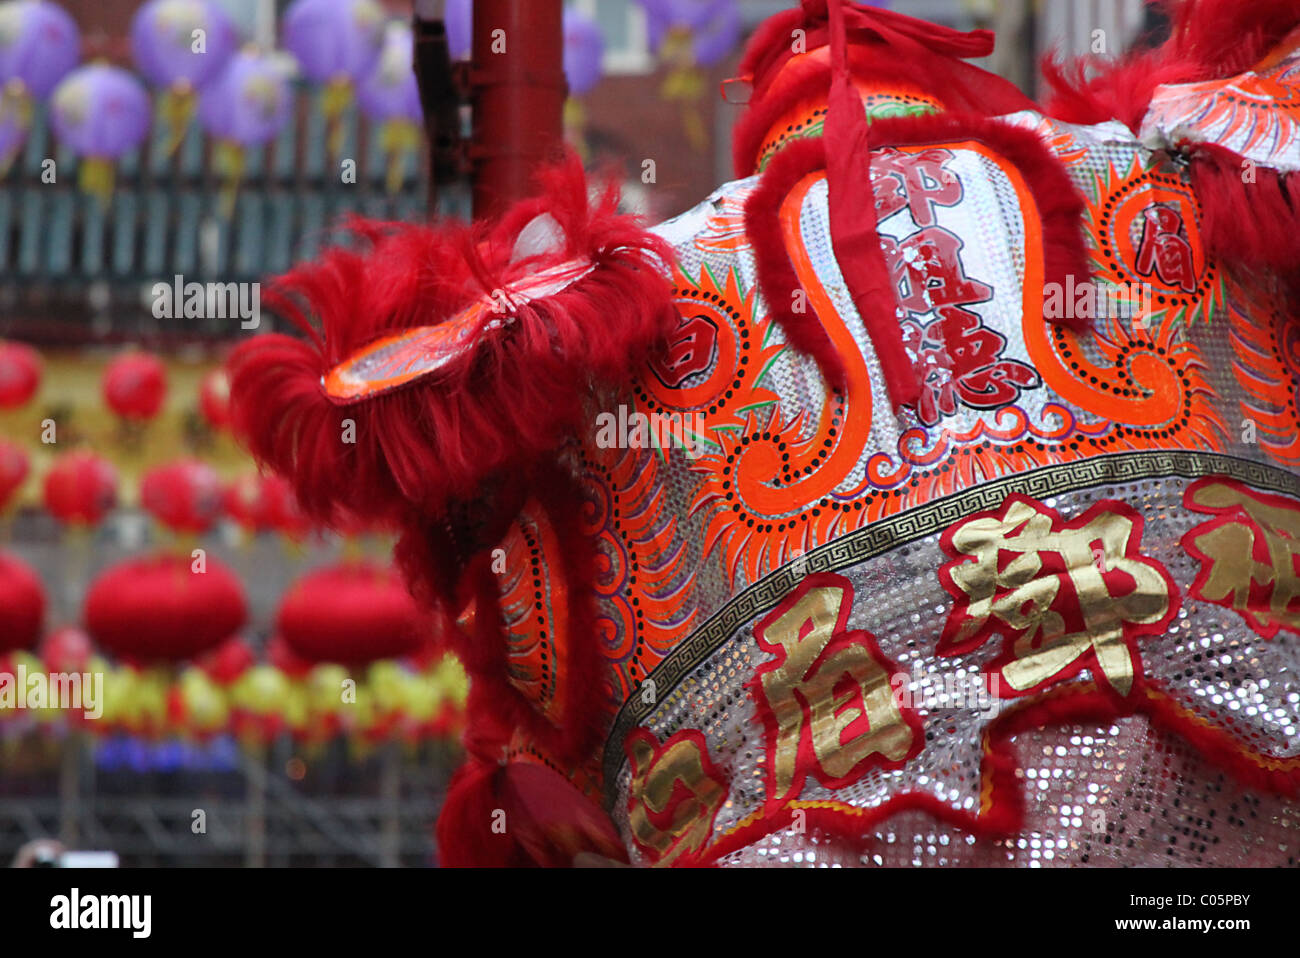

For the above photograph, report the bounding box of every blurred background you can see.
[0,0,1159,866]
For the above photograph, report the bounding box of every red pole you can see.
[470,0,567,218]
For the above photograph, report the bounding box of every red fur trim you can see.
[1185,142,1300,301]
[228,152,675,533]
[738,2,995,102]
[736,4,809,85]
[1042,0,1300,132]
[733,46,1035,179]
[746,114,1092,407]
[744,136,849,391]
[1142,686,1300,796]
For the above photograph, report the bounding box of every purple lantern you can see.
[0,0,80,99]
[199,49,292,147]
[357,22,421,125]
[130,0,238,90]
[131,0,239,156]
[640,0,741,68]
[50,63,151,203]
[199,49,292,216]
[281,0,386,86]
[282,0,385,162]
[50,64,151,157]
[358,21,422,194]
[564,8,604,97]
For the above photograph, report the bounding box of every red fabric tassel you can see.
[821,0,919,410]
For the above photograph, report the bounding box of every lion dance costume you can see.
[229,0,1300,866]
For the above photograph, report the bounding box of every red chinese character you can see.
[903,308,1039,425]
[881,227,994,316]
[872,147,963,227]
[649,311,718,388]
[1135,203,1197,293]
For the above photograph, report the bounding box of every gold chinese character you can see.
[625,729,727,866]
[752,575,918,806]
[1184,478,1300,639]
[939,494,1176,698]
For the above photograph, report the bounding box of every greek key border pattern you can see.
[601,451,1300,804]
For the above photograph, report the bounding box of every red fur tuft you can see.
[436,755,629,868]
[436,759,522,867]
[1185,141,1300,300]
[228,153,676,536]
[745,136,850,391]
[226,217,480,529]
[1041,0,1300,132]
[230,154,674,792]
[1039,47,1191,133]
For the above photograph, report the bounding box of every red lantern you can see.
[196,635,255,685]
[0,341,41,409]
[198,367,231,430]
[0,440,30,511]
[267,632,315,679]
[223,472,275,533]
[140,458,224,534]
[40,626,94,732]
[277,561,427,666]
[103,352,167,422]
[84,553,247,662]
[43,451,118,526]
[0,552,45,652]
[42,626,92,674]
